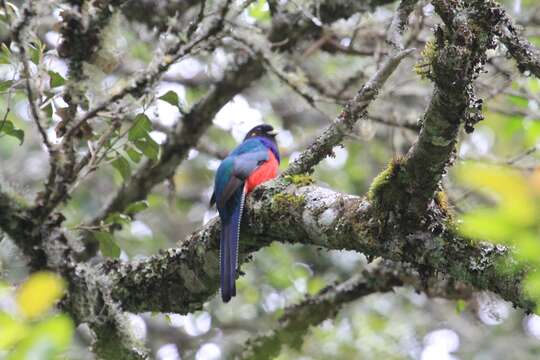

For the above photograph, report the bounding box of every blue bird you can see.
[211,124,280,302]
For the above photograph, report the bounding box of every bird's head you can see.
[243,124,278,141]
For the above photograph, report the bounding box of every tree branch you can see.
[0,185,34,255]
[104,180,532,315]
[368,0,494,218]
[36,0,233,219]
[471,0,540,78]
[387,0,418,50]
[283,48,414,176]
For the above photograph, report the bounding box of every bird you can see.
[210,124,280,302]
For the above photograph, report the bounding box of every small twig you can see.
[471,1,540,79]
[231,33,333,121]
[369,114,419,132]
[187,0,207,37]
[506,146,539,165]
[11,3,52,152]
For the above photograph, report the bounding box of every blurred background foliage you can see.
[0,0,539,359]
[0,272,73,359]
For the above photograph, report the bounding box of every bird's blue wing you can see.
[213,139,269,212]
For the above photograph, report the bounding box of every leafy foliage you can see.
[0,272,73,359]
[458,163,540,309]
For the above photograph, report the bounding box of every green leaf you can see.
[513,232,540,264]
[0,80,13,91]
[42,103,53,118]
[457,163,535,226]
[248,0,270,22]
[0,43,11,64]
[104,212,132,226]
[508,94,528,108]
[28,40,44,65]
[134,135,159,161]
[47,71,65,88]
[459,209,515,243]
[16,272,66,320]
[128,114,152,141]
[0,120,24,145]
[158,90,180,107]
[125,200,149,215]
[111,156,131,181]
[0,313,28,350]
[307,277,326,295]
[525,272,540,306]
[94,231,121,258]
[6,128,24,145]
[126,147,142,163]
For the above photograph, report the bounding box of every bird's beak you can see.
[267,129,278,136]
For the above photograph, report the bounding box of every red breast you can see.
[245,150,279,193]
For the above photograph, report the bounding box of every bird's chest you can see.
[245,151,278,193]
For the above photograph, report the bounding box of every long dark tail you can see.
[220,188,246,302]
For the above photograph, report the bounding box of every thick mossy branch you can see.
[106,180,534,315]
[367,156,407,207]
[369,0,495,219]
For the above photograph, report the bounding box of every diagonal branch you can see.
[10,3,52,151]
[283,48,414,176]
[81,56,264,257]
[387,0,418,50]
[470,0,540,78]
[37,0,233,219]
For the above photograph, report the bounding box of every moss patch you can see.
[283,174,314,187]
[367,157,408,209]
[414,40,438,79]
[434,191,451,213]
[271,193,306,214]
